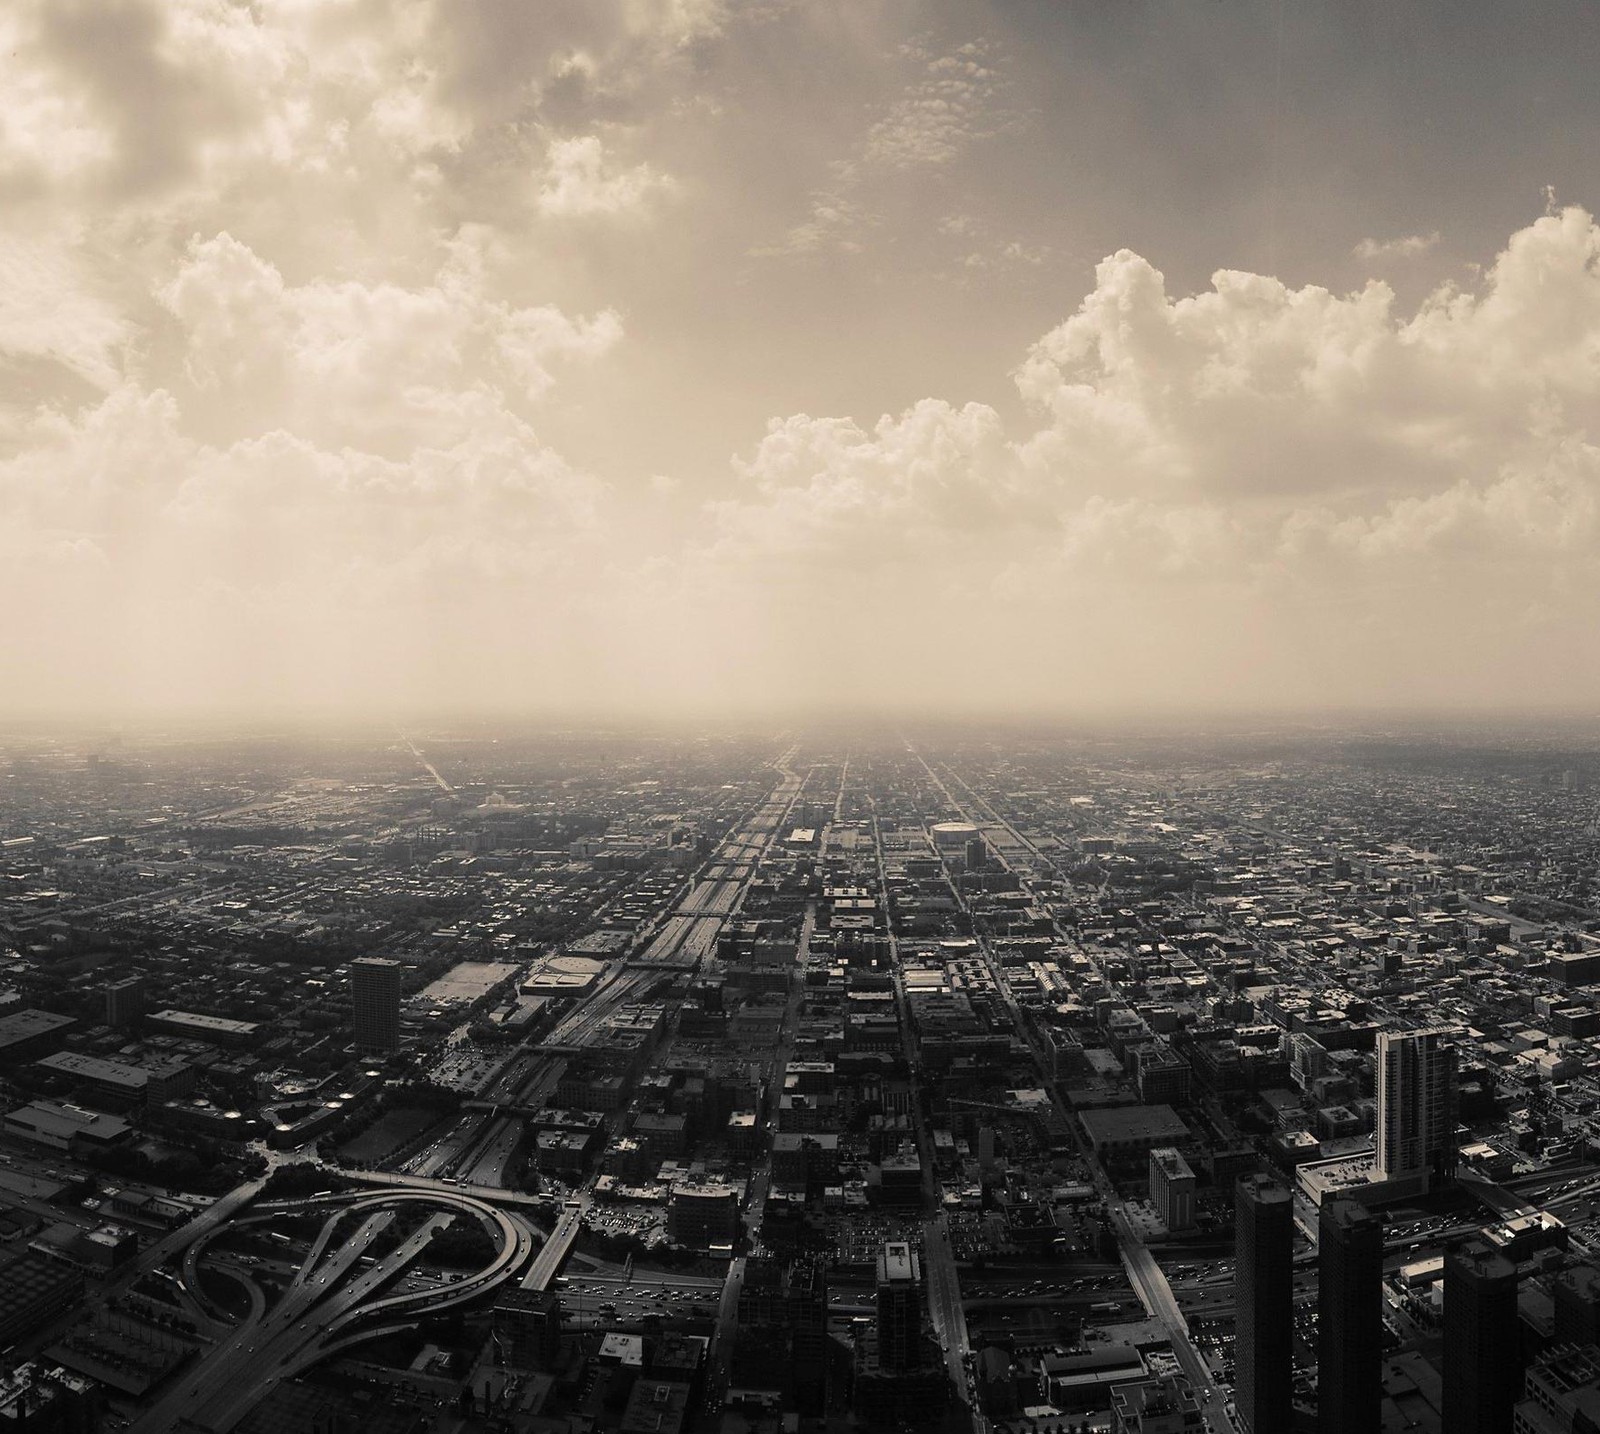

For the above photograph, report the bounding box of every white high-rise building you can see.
[1375,1028,1457,1191]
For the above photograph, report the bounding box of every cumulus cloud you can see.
[0,210,633,714]
[4,0,1600,724]
[535,135,676,218]
[704,207,1600,710]
[0,228,128,391]
[0,0,710,252]
[0,371,619,714]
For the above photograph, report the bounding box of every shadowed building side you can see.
[1236,1175,1294,1434]
[1318,1196,1383,1434]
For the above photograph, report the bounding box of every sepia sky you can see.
[6,0,1600,721]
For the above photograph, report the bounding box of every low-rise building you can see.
[34,1050,196,1107]
[147,1009,260,1048]
[668,1178,743,1251]
[4,1101,132,1154]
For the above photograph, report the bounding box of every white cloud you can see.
[4,0,1600,721]
[158,231,621,449]
[535,135,675,218]
[1354,231,1441,261]
[0,227,128,390]
[864,40,1011,170]
[755,38,1021,262]
[749,189,875,258]
[702,207,1600,709]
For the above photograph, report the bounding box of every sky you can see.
[5,0,1600,722]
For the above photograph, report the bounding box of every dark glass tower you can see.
[1236,1175,1294,1434]
[1443,1238,1521,1434]
[875,1241,926,1373]
[1318,1197,1383,1434]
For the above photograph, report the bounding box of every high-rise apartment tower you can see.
[1375,1027,1458,1193]
[351,956,402,1052]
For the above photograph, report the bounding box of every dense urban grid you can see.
[6,724,1600,1431]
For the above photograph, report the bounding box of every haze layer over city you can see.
[6,0,1600,719]
[9,2,1600,1434]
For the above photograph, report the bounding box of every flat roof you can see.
[671,1179,742,1200]
[1297,1152,1383,1198]
[600,1332,645,1366]
[0,1011,75,1048]
[35,1051,181,1090]
[878,1241,919,1284]
[1078,1104,1189,1145]
[1149,1146,1195,1180]
[6,1101,130,1142]
[149,1009,258,1035]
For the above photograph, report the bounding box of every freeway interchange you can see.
[110,749,812,1431]
[106,736,1240,1431]
[130,1186,536,1434]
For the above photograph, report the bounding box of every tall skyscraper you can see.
[1375,1028,1458,1193]
[351,956,402,1052]
[736,1255,831,1415]
[789,1256,829,1416]
[1235,1175,1294,1434]
[1443,1238,1521,1434]
[1318,1197,1383,1434]
[875,1241,926,1373]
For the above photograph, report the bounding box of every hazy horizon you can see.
[7,1,1600,719]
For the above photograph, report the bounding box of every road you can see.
[126,743,812,1428]
[521,1192,591,1291]
[543,748,808,1052]
[922,1214,976,1397]
[1113,1207,1233,1429]
[911,744,1237,1432]
[705,760,829,1414]
[403,736,455,795]
[864,793,984,1422]
[558,1268,723,1325]
[132,1186,534,1434]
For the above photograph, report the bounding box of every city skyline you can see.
[4,721,1600,1426]
[5,2,1600,718]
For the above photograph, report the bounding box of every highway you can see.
[542,752,806,1053]
[521,1191,591,1291]
[703,763,832,1414]
[867,802,981,1414]
[910,746,1236,1432]
[118,742,813,1429]
[529,758,810,1310]
[403,736,455,795]
[132,1186,535,1434]
[557,1269,723,1325]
